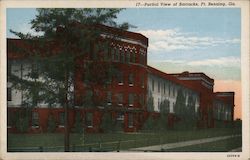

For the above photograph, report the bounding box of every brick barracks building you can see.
[7,24,235,133]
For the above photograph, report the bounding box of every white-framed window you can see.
[86,112,93,128]
[129,73,134,86]
[32,112,39,128]
[118,72,124,85]
[117,93,123,106]
[117,112,124,121]
[141,75,144,88]
[59,112,65,127]
[128,93,134,107]
[107,91,112,105]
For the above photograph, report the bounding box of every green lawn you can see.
[7,127,241,151]
[165,136,242,152]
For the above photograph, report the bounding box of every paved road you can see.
[129,134,241,152]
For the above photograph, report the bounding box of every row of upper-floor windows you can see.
[106,92,145,107]
[93,43,146,65]
[150,77,197,98]
[151,79,177,97]
[116,72,144,87]
[83,71,145,88]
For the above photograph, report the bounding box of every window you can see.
[132,51,136,63]
[169,85,171,96]
[115,48,120,61]
[128,114,133,128]
[7,88,12,101]
[163,83,166,94]
[59,112,65,126]
[141,75,144,88]
[152,79,154,91]
[121,50,125,63]
[128,93,134,106]
[86,112,93,127]
[107,91,112,105]
[126,51,130,63]
[32,112,39,127]
[117,93,123,106]
[158,98,160,109]
[111,48,115,61]
[118,72,124,84]
[141,54,144,64]
[173,87,175,97]
[158,81,161,93]
[139,94,144,106]
[128,73,134,86]
[103,44,109,61]
[117,112,124,121]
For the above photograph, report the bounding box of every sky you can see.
[6,8,241,119]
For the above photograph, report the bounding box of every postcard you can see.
[0,0,249,160]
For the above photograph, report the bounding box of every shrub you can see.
[73,112,84,134]
[47,114,57,133]
[15,109,30,133]
[100,112,115,133]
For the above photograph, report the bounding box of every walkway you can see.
[230,147,242,152]
[129,134,241,151]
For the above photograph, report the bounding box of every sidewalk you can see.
[129,134,241,151]
[230,147,242,152]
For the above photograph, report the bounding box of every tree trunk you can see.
[64,71,70,152]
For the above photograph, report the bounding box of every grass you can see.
[165,136,242,152]
[7,127,241,151]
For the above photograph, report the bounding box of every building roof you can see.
[62,22,148,47]
[169,71,214,84]
[147,65,200,94]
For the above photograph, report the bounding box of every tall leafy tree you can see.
[8,8,129,151]
[147,91,155,112]
[174,89,186,117]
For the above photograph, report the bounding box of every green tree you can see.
[147,91,154,112]
[158,99,170,130]
[159,99,170,114]
[8,8,129,151]
[15,109,31,133]
[142,115,155,131]
[174,89,186,117]
[174,93,198,130]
